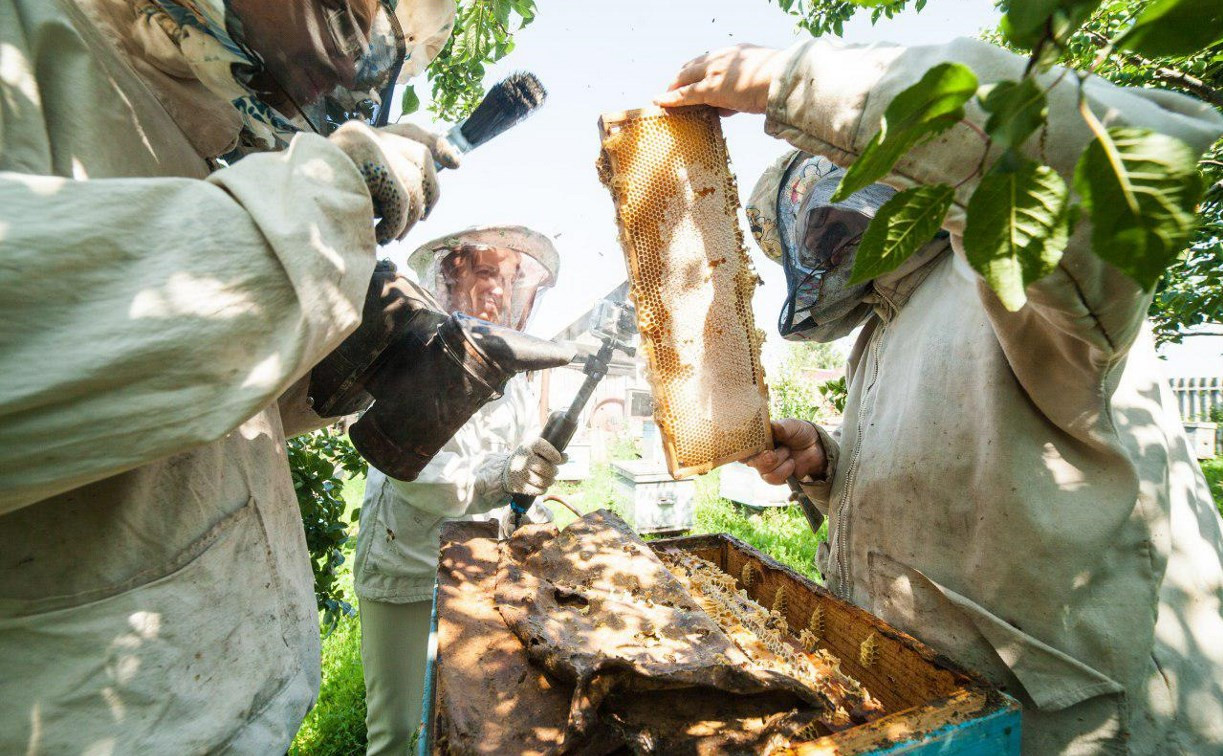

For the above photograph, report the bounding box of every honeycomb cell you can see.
[597,106,772,479]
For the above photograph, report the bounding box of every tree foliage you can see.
[771,342,846,421]
[404,0,539,122]
[288,427,367,630]
[765,0,1223,343]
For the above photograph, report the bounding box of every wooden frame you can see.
[598,105,773,480]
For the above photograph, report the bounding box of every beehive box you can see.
[598,106,771,479]
[421,523,1021,755]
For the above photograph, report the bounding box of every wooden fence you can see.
[1171,377,1222,422]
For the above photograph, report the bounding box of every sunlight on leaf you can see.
[833,63,978,201]
[964,158,1071,310]
[1074,127,1204,289]
[851,184,954,283]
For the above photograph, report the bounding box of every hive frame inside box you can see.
[652,534,1021,754]
[421,524,1021,755]
[598,105,772,479]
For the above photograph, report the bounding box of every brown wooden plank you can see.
[789,689,1003,755]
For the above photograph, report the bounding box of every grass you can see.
[294,457,1223,753]
[291,476,368,756]
[1203,457,1223,518]
[689,474,827,582]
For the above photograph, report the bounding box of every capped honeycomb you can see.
[597,105,771,478]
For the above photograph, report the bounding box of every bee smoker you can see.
[508,298,638,530]
[309,260,577,481]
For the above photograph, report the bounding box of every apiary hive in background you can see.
[598,105,771,479]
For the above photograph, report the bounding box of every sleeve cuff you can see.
[796,423,840,513]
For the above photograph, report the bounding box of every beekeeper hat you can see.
[408,225,559,330]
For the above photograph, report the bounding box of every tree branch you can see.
[1177,329,1223,337]
[1084,31,1223,108]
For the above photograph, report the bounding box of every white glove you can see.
[328,121,461,244]
[497,501,554,540]
[502,437,564,497]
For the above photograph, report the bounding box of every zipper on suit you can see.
[832,293,896,599]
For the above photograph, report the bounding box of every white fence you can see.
[1171,377,1222,422]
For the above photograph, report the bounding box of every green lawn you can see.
[290,476,369,756]
[1203,457,1223,518]
[293,457,1223,754]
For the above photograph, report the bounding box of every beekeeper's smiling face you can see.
[451,247,521,325]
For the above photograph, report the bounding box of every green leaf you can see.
[1116,0,1223,58]
[1001,0,1102,50]
[964,158,1071,310]
[833,63,978,202]
[493,0,512,29]
[1001,0,1059,48]
[851,184,955,284]
[400,86,419,116]
[511,0,537,25]
[1074,127,1205,289]
[978,78,1048,150]
[455,19,485,61]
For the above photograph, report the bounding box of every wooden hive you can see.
[597,105,771,479]
[422,523,1022,755]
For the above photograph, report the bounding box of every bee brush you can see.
[436,71,548,169]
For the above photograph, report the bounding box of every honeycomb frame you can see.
[598,105,772,478]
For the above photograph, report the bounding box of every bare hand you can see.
[747,419,827,485]
[654,44,786,116]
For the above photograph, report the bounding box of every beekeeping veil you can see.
[141,0,455,155]
[409,226,559,332]
[747,152,896,343]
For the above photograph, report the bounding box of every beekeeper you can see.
[354,226,563,753]
[659,40,1223,754]
[0,0,462,752]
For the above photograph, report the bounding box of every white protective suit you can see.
[750,37,1223,753]
[355,376,536,752]
[0,0,452,752]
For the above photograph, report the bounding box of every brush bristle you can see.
[459,71,547,149]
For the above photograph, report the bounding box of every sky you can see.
[384,0,1221,378]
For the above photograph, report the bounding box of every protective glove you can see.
[497,501,554,540]
[502,437,565,497]
[328,121,461,245]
